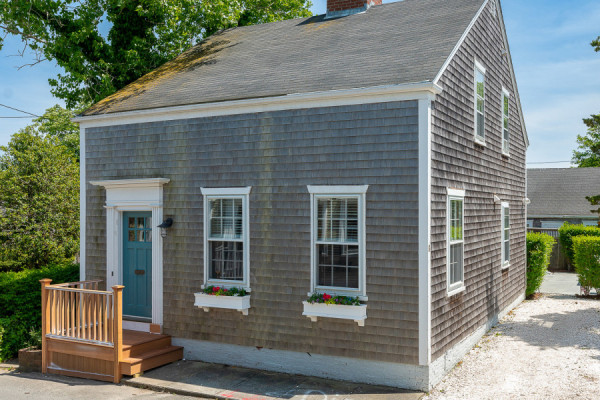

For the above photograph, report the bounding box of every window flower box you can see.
[194,286,250,315]
[302,293,367,326]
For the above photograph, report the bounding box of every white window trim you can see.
[447,188,465,296]
[201,187,252,290]
[474,60,486,145]
[307,185,368,299]
[501,201,510,269]
[501,88,511,156]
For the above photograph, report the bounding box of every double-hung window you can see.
[447,188,465,294]
[501,202,510,268]
[201,187,251,289]
[474,61,486,144]
[502,88,510,155]
[307,185,368,297]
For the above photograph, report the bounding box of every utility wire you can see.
[527,161,573,165]
[0,103,40,118]
[0,116,36,119]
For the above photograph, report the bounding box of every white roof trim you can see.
[307,185,369,195]
[73,82,442,129]
[90,178,170,189]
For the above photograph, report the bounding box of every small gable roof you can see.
[527,168,600,218]
[82,0,485,116]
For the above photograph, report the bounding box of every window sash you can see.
[475,68,486,141]
[203,193,249,286]
[502,92,510,154]
[448,196,465,291]
[502,205,510,265]
[312,193,364,295]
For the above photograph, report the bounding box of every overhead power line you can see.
[527,161,573,165]
[0,103,40,118]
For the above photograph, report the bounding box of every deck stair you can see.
[120,330,183,376]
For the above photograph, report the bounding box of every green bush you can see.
[526,232,555,297]
[558,223,600,264]
[572,236,600,295]
[0,263,79,360]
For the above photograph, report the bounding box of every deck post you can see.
[39,279,52,374]
[112,285,124,383]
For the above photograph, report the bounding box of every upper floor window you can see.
[502,88,510,155]
[447,188,465,295]
[307,185,368,297]
[201,187,251,289]
[501,202,510,268]
[474,61,486,144]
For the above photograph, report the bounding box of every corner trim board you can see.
[80,126,86,281]
[418,97,432,366]
[73,82,442,128]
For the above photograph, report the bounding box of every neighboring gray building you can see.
[527,168,600,229]
[75,0,528,391]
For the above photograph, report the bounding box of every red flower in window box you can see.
[322,293,332,301]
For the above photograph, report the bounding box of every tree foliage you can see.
[0,0,312,108]
[592,35,600,52]
[0,107,79,271]
[572,114,600,167]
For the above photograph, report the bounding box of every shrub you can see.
[572,236,600,295]
[0,263,79,360]
[558,223,600,264]
[526,232,555,297]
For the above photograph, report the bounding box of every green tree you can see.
[0,0,312,108]
[572,114,600,167]
[592,35,600,52]
[0,112,79,271]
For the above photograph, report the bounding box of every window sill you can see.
[502,152,510,158]
[474,137,486,147]
[302,301,367,326]
[194,292,251,316]
[447,285,466,297]
[502,263,510,271]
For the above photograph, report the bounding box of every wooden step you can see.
[122,330,172,359]
[121,345,183,376]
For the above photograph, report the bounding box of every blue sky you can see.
[1,0,599,168]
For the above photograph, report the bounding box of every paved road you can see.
[0,369,193,400]
[540,271,598,295]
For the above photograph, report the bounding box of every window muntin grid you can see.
[207,197,244,281]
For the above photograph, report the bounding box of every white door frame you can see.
[90,178,169,328]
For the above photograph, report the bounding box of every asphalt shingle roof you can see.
[527,168,600,218]
[82,0,484,116]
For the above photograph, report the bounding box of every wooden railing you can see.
[40,279,124,383]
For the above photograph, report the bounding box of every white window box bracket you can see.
[194,293,251,316]
[302,301,367,326]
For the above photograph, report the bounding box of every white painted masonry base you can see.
[302,302,367,326]
[173,337,429,390]
[175,292,524,391]
[194,293,251,316]
[427,292,525,389]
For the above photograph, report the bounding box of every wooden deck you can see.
[40,279,182,383]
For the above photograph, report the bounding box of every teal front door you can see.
[123,212,153,319]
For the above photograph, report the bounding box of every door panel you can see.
[123,212,153,319]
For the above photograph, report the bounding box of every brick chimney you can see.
[326,0,382,18]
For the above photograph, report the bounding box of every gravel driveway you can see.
[425,295,600,400]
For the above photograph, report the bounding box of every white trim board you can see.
[73,82,442,129]
[417,98,432,366]
[79,126,86,281]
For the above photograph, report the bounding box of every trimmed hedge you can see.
[572,236,600,295]
[0,263,79,361]
[526,232,555,297]
[558,223,600,264]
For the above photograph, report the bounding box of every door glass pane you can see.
[137,218,144,229]
[129,218,135,228]
[137,230,144,242]
[128,230,135,242]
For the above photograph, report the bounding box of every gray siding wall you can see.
[86,101,421,364]
[429,2,527,360]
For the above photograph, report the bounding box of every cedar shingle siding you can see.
[429,2,527,360]
[86,101,422,364]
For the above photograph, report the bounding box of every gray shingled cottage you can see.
[74,0,528,391]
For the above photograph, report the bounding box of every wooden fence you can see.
[40,279,124,383]
[527,228,570,271]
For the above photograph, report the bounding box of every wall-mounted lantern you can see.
[157,218,173,238]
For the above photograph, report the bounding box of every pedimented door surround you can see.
[90,178,170,329]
